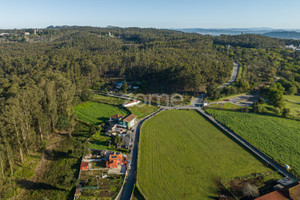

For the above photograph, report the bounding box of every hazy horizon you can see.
[1,0,300,29]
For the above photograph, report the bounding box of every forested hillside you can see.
[0,26,299,198]
[0,27,233,198]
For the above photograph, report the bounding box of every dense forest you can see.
[0,26,299,198]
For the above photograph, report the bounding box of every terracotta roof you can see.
[81,162,89,168]
[289,184,300,200]
[123,114,137,123]
[255,191,289,200]
[111,114,123,119]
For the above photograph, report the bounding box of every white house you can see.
[122,100,141,107]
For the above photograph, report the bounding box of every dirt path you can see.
[15,134,65,200]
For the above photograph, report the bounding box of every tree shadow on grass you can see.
[17,179,65,191]
[44,149,73,161]
[96,117,108,125]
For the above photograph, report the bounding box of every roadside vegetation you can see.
[206,109,300,177]
[138,110,279,200]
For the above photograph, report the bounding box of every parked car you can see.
[128,160,131,169]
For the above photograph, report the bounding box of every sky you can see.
[1,0,300,29]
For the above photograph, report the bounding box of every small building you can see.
[277,177,294,187]
[0,33,9,36]
[123,100,141,107]
[118,114,137,129]
[289,184,300,200]
[24,32,30,36]
[106,154,125,169]
[80,162,90,171]
[110,114,123,123]
[256,183,300,200]
[255,191,289,200]
[115,81,124,89]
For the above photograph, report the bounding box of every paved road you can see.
[196,108,298,182]
[219,62,239,88]
[210,94,259,107]
[117,109,163,200]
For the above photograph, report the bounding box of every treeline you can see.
[0,27,233,196]
[208,34,300,100]
[1,27,299,197]
[213,34,285,48]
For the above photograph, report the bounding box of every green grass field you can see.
[93,94,126,105]
[284,94,300,103]
[128,104,159,119]
[73,102,130,124]
[209,102,243,110]
[206,109,300,177]
[138,110,276,200]
[285,101,300,119]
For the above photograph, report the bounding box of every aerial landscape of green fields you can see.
[1,1,300,199]
[206,109,300,177]
[137,110,281,200]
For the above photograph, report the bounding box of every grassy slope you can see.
[209,102,243,110]
[73,102,130,124]
[207,93,247,103]
[284,94,300,103]
[285,101,300,119]
[206,109,300,177]
[128,104,159,119]
[138,110,274,200]
[21,123,91,200]
[93,94,126,105]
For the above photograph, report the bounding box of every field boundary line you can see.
[194,108,298,181]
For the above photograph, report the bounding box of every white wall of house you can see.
[123,100,141,107]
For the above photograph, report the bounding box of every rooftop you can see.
[255,191,289,200]
[111,114,123,119]
[123,114,137,123]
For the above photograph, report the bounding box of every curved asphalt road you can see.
[117,109,163,200]
[219,62,239,88]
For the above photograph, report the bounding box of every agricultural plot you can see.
[207,109,300,177]
[78,170,124,200]
[73,102,130,124]
[138,110,278,200]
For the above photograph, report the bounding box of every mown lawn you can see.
[284,101,300,119]
[209,102,243,110]
[206,109,300,177]
[138,110,275,200]
[93,94,126,105]
[128,104,159,119]
[284,94,300,103]
[73,102,130,125]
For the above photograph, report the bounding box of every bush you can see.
[242,183,259,198]
[282,108,291,118]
